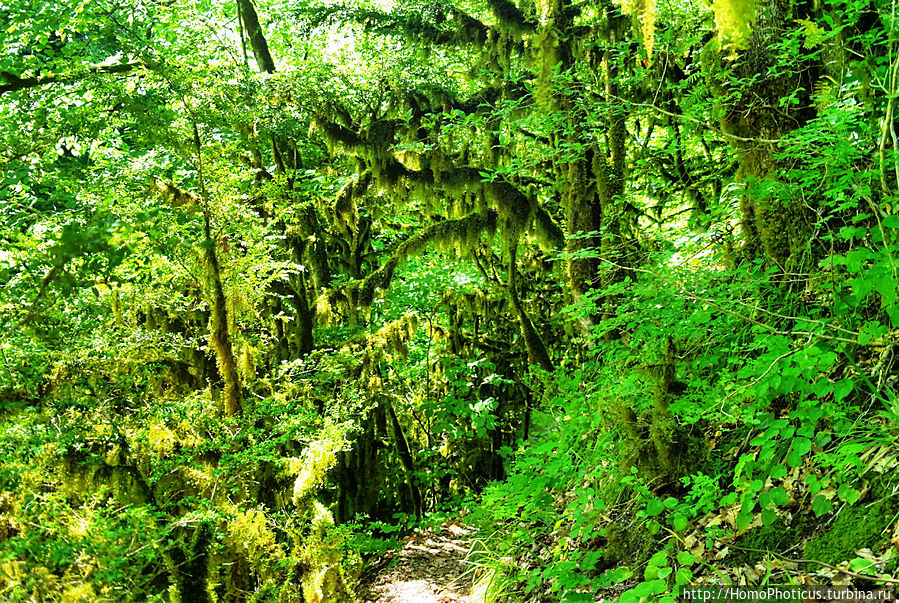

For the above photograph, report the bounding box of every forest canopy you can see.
[1,0,898,600]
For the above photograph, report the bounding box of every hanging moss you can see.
[452,9,490,47]
[312,118,365,152]
[508,245,554,372]
[487,180,535,246]
[326,210,498,318]
[333,172,371,230]
[150,179,201,212]
[618,0,657,58]
[487,0,538,34]
[378,314,418,363]
[365,119,400,153]
[712,0,757,49]
[533,204,564,250]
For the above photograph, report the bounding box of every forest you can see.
[1,0,898,600]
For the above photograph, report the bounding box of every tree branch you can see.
[0,62,142,96]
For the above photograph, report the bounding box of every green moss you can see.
[732,476,899,567]
[601,522,656,569]
[805,479,899,565]
[731,514,818,565]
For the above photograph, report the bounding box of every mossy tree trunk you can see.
[710,0,821,271]
[508,244,554,372]
[385,397,423,518]
[538,0,634,333]
[191,123,243,417]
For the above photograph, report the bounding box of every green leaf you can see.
[632,579,667,597]
[769,487,787,506]
[675,568,694,586]
[649,550,668,567]
[618,588,640,603]
[769,464,788,479]
[619,591,638,603]
[796,424,815,438]
[645,498,665,517]
[761,508,777,526]
[677,551,696,566]
[815,431,832,447]
[736,508,754,530]
[849,558,876,573]
[609,567,633,583]
[672,513,689,531]
[833,379,853,402]
[812,495,833,517]
[786,450,803,468]
[792,436,812,455]
[837,483,860,504]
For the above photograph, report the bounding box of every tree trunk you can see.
[237,0,276,73]
[385,398,423,518]
[508,244,554,372]
[203,211,243,417]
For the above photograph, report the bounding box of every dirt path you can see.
[358,523,476,603]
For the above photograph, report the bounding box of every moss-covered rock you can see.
[600,522,657,569]
[730,513,818,565]
[804,478,899,565]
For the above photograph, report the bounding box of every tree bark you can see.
[385,398,423,518]
[0,62,140,96]
[192,122,243,417]
[237,0,276,73]
[508,245,554,372]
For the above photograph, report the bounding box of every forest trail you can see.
[358,523,476,603]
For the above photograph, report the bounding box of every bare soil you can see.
[358,523,476,603]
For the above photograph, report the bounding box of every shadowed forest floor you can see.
[359,523,476,602]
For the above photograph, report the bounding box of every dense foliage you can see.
[1,0,898,600]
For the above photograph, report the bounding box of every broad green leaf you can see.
[649,550,668,567]
[834,379,854,402]
[677,551,696,566]
[769,487,787,506]
[812,495,833,517]
[736,508,754,530]
[675,568,693,585]
[792,436,812,455]
[837,483,860,504]
[769,464,788,479]
[646,498,665,517]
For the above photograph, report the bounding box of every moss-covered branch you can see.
[326,210,498,314]
[0,62,142,96]
[298,3,489,48]
[485,0,537,35]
